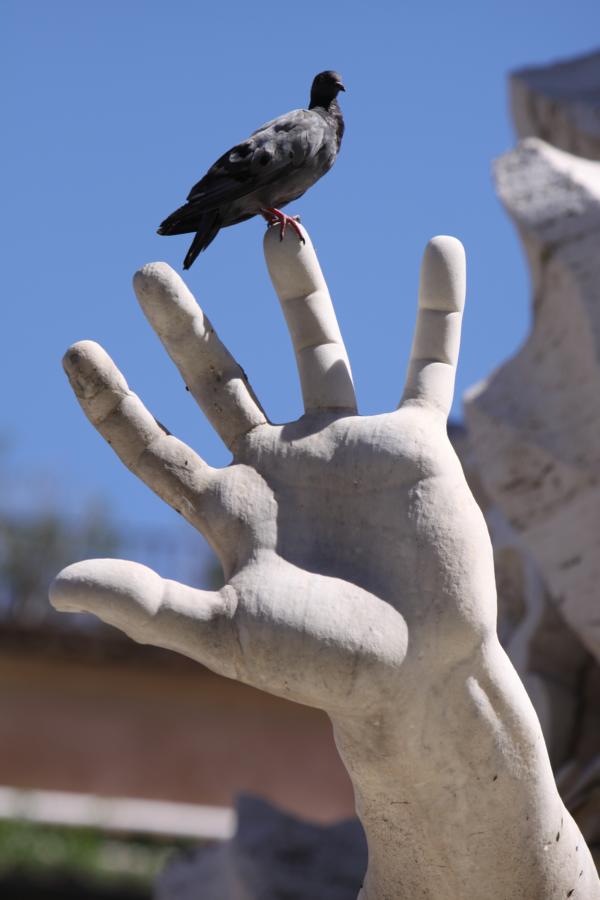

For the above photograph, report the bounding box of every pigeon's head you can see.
[309,71,346,109]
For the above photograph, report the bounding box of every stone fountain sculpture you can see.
[465,50,600,864]
[51,226,599,898]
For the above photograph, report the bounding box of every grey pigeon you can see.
[157,70,345,269]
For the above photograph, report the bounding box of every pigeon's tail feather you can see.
[183,214,222,270]
[157,202,206,236]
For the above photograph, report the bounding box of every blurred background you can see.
[1,1,599,896]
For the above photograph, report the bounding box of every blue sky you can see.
[1,2,598,553]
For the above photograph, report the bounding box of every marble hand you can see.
[51,226,598,900]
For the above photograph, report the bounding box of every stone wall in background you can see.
[464,48,600,863]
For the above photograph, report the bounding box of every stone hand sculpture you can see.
[51,227,599,899]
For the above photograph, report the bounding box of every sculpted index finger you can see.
[133,262,267,449]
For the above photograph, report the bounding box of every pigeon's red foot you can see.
[260,208,305,243]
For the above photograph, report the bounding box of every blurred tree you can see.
[0,503,119,625]
[0,434,222,627]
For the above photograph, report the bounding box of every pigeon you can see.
[157,70,346,269]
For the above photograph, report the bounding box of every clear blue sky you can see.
[1,2,598,546]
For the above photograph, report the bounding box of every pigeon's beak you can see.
[336,82,346,92]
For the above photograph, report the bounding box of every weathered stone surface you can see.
[465,59,600,864]
[459,424,600,865]
[450,423,593,769]
[465,137,600,664]
[511,49,600,159]
[155,795,366,900]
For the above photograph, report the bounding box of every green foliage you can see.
[0,820,185,888]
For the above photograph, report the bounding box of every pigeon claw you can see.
[260,208,305,244]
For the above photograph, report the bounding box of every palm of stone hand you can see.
[52,225,469,716]
[237,402,497,709]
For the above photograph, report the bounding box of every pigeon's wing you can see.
[185,108,327,210]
